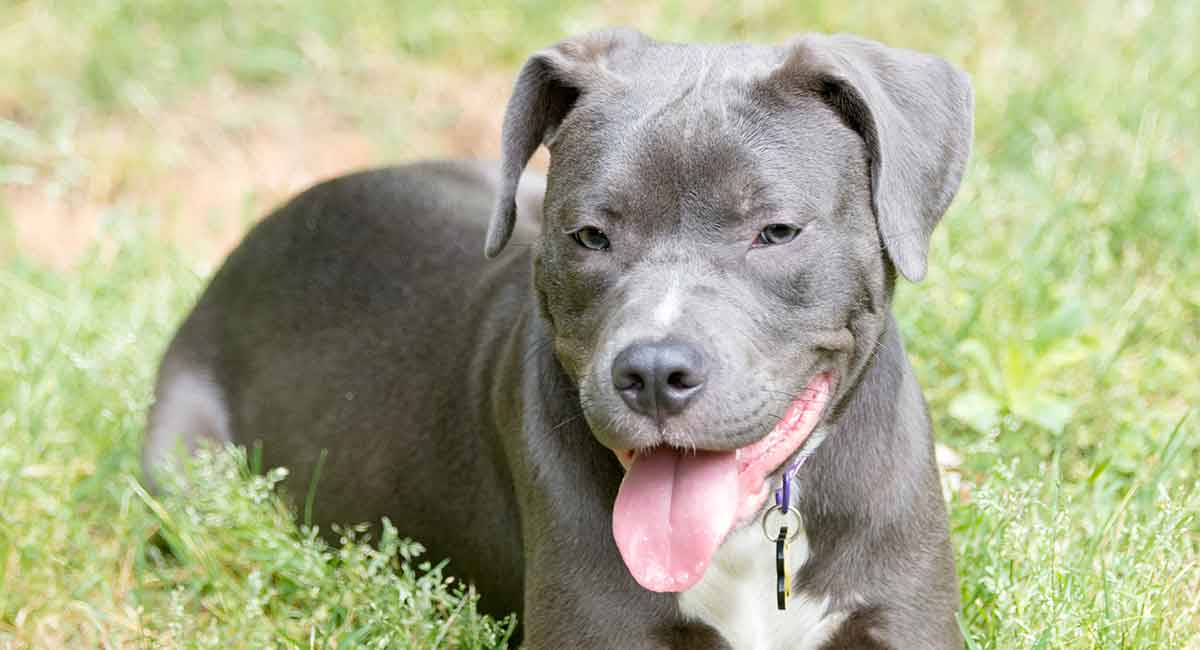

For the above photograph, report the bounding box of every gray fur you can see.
[145,29,972,649]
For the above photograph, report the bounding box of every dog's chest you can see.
[676,523,845,650]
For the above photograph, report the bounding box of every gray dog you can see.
[143,28,973,649]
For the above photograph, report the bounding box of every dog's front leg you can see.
[520,536,731,649]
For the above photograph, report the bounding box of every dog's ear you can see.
[486,28,649,258]
[769,34,973,281]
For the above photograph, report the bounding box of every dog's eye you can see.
[755,223,801,247]
[572,227,611,251]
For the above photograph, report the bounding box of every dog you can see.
[143,28,973,649]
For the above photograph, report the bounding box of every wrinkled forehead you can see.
[547,45,861,226]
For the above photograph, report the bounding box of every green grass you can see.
[2,0,1198,647]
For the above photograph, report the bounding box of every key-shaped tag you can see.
[775,525,790,610]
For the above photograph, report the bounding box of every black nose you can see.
[611,341,708,420]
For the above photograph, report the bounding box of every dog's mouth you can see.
[609,371,834,593]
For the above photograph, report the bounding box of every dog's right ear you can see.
[486,28,648,258]
[766,35,973,282]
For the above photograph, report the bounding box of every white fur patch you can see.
[677,520,845,649]
[143,368,232,487]
[652,285,684,328]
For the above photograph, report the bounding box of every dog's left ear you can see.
[487,28,650,258]
[770,35,973,281]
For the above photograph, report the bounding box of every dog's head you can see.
[487,29,972,592]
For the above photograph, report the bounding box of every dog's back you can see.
[143,162,541,619]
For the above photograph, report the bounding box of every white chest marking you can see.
[677,523,845,650]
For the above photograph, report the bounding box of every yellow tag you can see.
[776,526,790,609]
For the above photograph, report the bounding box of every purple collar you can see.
[773,457,804,514]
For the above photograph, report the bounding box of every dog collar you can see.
[769,428,825,519]
[762,457,806,545]
[774,458,802,513]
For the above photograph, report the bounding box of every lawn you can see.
[1,1,1197,648]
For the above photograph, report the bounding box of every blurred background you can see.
[1,1,1197,648]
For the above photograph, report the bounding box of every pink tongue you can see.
[612,447,739,592]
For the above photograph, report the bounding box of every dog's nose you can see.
[612,341,708,419]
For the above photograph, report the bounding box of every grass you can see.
[1,0,1197,647]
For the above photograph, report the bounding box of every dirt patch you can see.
[4,62,545,267]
